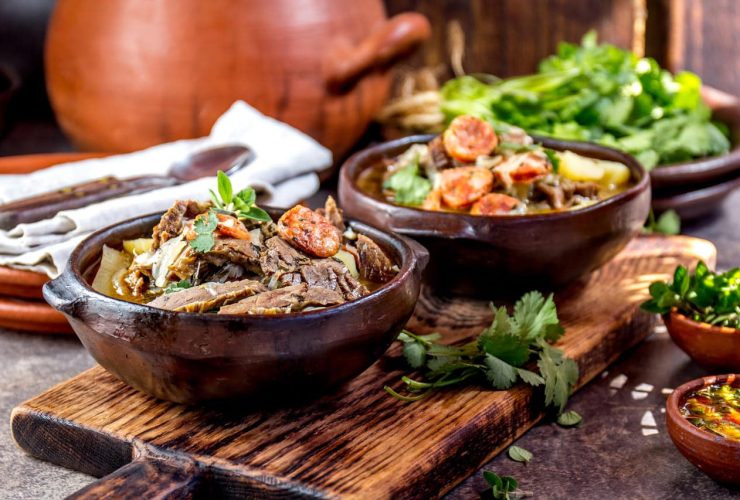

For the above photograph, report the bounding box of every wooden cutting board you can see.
[11,236,716,499]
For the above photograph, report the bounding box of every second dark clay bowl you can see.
[43,210,428,404]
[339,135,651,295]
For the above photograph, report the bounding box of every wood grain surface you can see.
[11,235,716,498]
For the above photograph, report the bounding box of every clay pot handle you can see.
[67,457,203,499]
[325,12,431,91]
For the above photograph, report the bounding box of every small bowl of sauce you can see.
[667,374,740,485]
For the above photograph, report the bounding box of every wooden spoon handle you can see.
[0,176,179,230]
[325,12,431,90]
[67,457,203,499]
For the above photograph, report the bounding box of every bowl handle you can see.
[324,12,431,91]
[66,456,203,499]
[401,235,430,272]
[42,272,82,316]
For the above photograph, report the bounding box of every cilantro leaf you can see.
[484,354,519,389]
[479,306,530,366]
[164,280,192,294]
[189,211,218,253]
[537,342,579,413]
[556,410,583,427]
[512,292,560,341]
[383,163,432,206]
[508,445,533,464]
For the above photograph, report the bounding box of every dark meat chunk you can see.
[152,200,208,250]
[298,259,368,300]
[202,238,261,270]
[534,178,601,210]
[316,196,346,232]
[428,135,454,170]
[218,283,344,315]
[260,236,310,276]
[572,181,600,198]
[356,234,396,283]
[533,181,566,210]
[148,279,266,313]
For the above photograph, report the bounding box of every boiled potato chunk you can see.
[334,249,359,278]
[558,150,630,186]
[123,238,154,255]
[600,160,631,186]
[92,245,132,296]
[558,150,605,182]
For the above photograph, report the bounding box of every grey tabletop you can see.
[0,119,739,499]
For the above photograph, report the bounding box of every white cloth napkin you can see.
[0,101,332,277]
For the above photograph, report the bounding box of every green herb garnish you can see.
[189,211,218,253]
[383,162,432,206]
[556,410,583,427]
[483,471,519,500]
[641,261,740,328]
[385,291,579,413]
[643,209,680,235]
[508,445,533,464]
[210,170,271,222]
[164,280,193,294]
[440,31,730,170]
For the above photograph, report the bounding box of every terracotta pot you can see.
[664,310,740,371]
[44,1,430,169]
[43,209,428,404]
[666,373,740,485]
[338,135,651,295]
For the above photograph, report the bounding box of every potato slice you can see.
[558,150,605,182]
[600,160,631,186]
[334,249,359,278]
[123,238,154,255]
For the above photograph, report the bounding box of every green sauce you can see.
[681,384,740,441]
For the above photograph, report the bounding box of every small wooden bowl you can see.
[43,210,428,404]
[664,309,740,371]
[666,373,740,485]
[339,135,651,295]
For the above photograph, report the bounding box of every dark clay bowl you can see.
[664,310,740,372]
[43,210,428,404]
[339,135,650,294]
[666,373,740,485]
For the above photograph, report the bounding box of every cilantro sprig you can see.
[164,280,193,294]
[483,471,519,500]
[641,261,740,328]
[385,291,579,413]
[210,170,271,223]
[190,211,218,253]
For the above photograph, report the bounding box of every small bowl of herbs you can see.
[642,261,740,371]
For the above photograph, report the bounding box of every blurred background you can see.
[0,0,737,157]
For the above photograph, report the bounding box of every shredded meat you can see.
[316,196,346,232]
[298,259,368,300]
[152,200,209,250]
[356,234,396,283]
[428,135,454,170]
[218,283,344,315]
[259,236,310,276]
[533,177,601,210]
[202,238,261,271]
[148,279,266,313]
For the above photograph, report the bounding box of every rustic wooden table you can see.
[0,118,738,498]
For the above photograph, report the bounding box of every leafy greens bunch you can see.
[642,261,740,328]
[385,291,579,412]
[441,31,730,170]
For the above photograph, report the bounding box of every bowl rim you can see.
[666,373,740,450]
[57,209,423,322]
[340,133,650,227]
[665,308,740,336]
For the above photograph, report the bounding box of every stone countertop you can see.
[0,119,739,498]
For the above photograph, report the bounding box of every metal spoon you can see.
[0,144,255,230]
